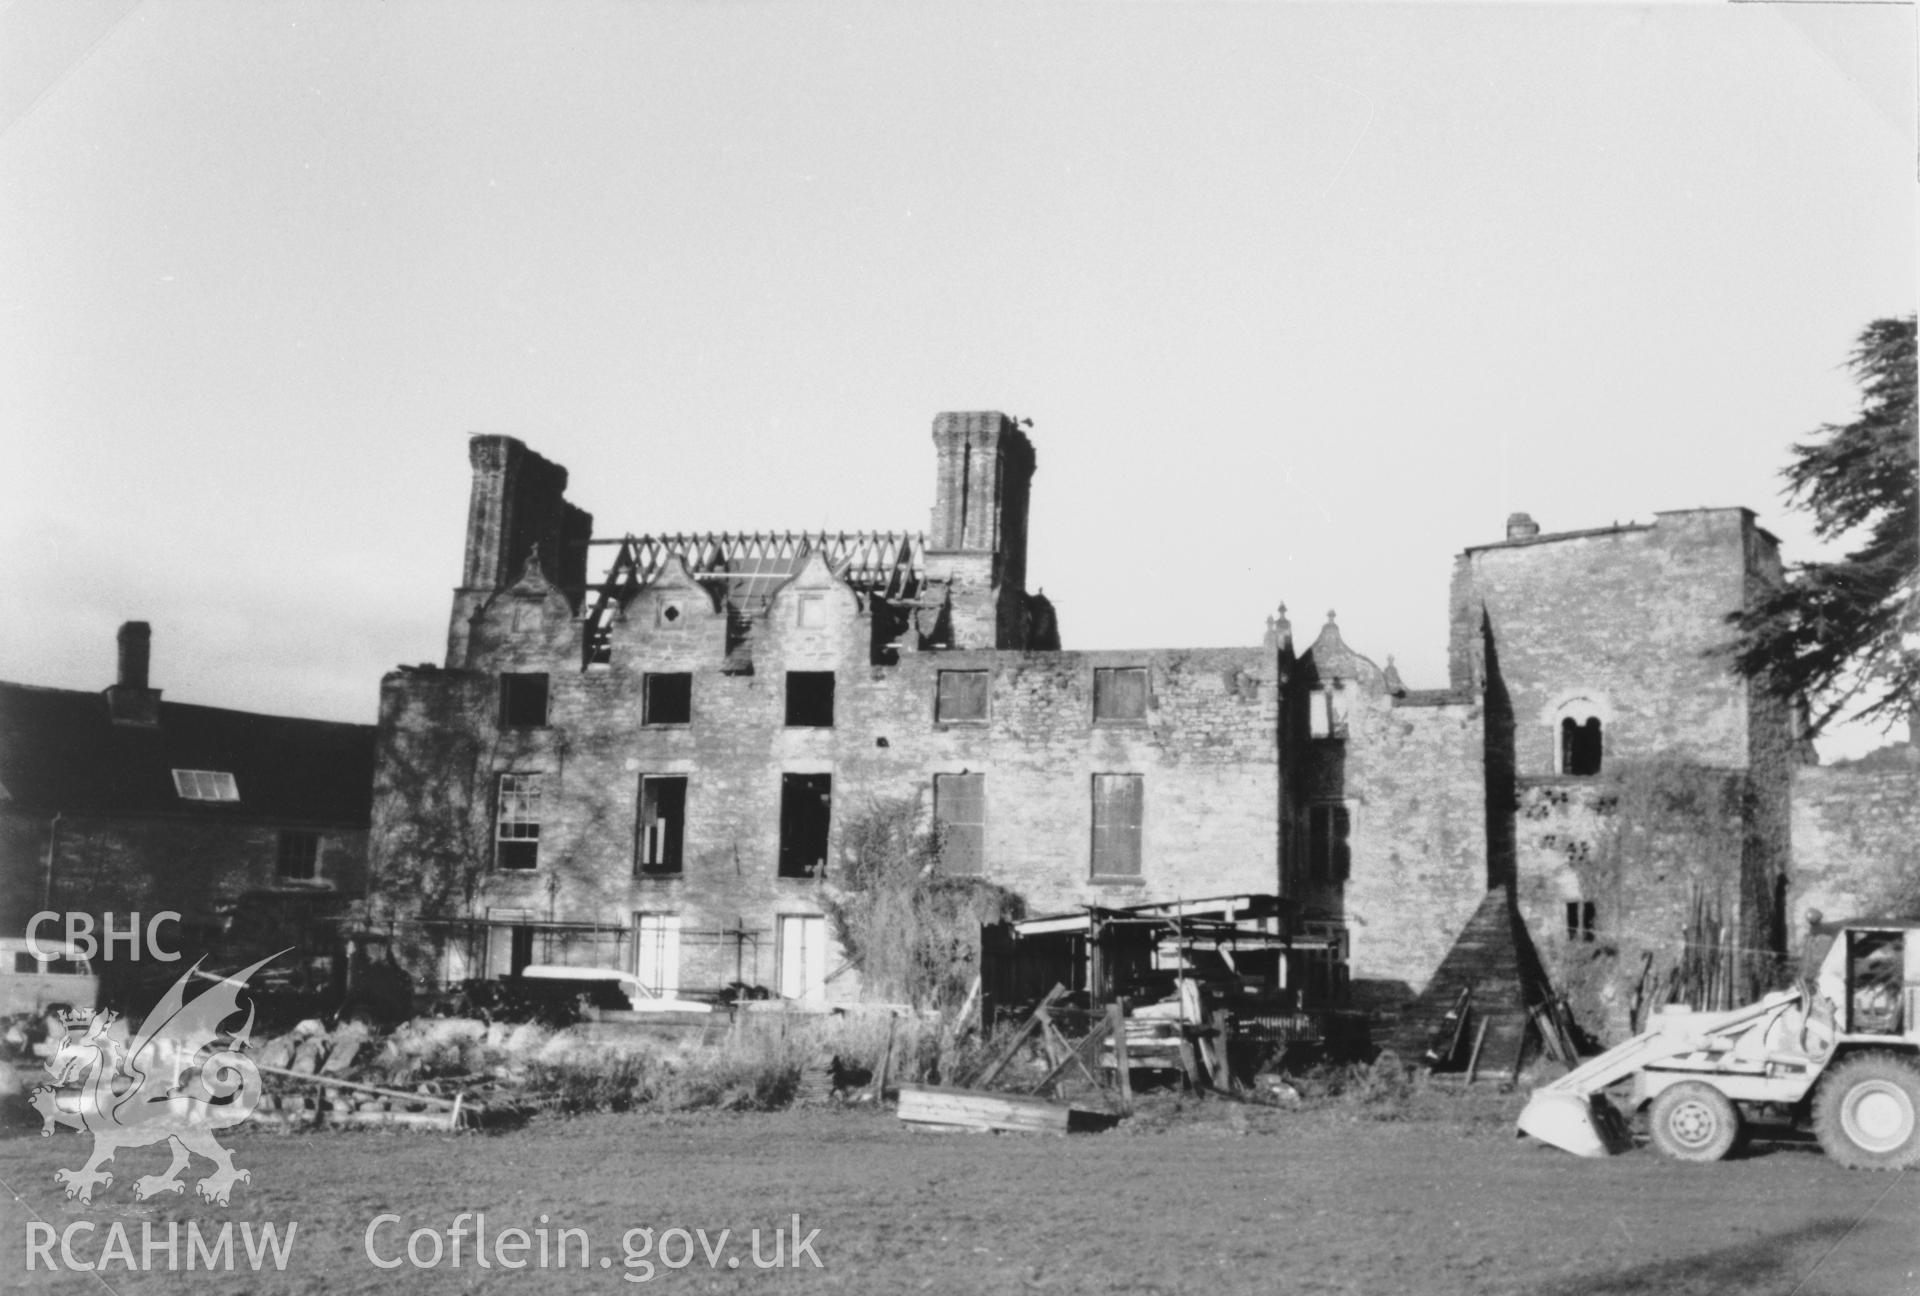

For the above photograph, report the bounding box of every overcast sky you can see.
[1,1,1913,759]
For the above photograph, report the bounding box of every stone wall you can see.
[372,589,1287,999]
[1790,753,1920,935]
[1289,618,1487,1021]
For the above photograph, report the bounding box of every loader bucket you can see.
[1517,1090,1631,1158]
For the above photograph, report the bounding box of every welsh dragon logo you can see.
[31,953,276,1205]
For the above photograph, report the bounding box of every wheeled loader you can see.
[1517,920,1920,1168]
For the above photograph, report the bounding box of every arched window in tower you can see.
[1561,716,1603,776]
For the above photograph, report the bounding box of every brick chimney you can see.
[105,621,162,726]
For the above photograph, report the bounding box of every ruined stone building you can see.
[0,623,377,990]
[367,413,1914,1042]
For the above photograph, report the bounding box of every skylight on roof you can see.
[173,770,240,802]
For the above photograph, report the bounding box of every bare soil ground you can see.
[2,1089,1915,1296]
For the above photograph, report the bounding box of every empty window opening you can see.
[1308,803,1352,885]
[1091,773,1144,878]
[634,913,682,996]
[1566,901,1597,943]
[935,670,990,723]
[635,776,687,875]
[934,773,985,875]
[643,673,692,726]
[277,831,320,882]
[1093,667,1148,723]
[500,673,550,728]
[172,770,239,802]
[1561,717,1603,776]
[796,594,829,628]
[777,914,828,1001]
[496,773,543,870]
[785,672,836,727]
[778,773,832,878]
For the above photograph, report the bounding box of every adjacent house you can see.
[0,623,376,999]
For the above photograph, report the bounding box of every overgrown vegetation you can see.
[1525,758,1789,1037]
[821,796,1026,1010]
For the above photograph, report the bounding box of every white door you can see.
[634,914,681,996]
[776,915,826,1002]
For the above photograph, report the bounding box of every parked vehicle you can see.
[1519,919,1920,1169]
[0,936,97,1057]
[515,965,712,1015]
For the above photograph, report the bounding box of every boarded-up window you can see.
[935,670,989,723]
[1091,774,1144,878]
[934,773,986,875]
[496,773,543,870]
[634,913,682,995]
[1308,803,1351,884]
[500,673,550,728]
[778,773,832,878]
[1093,667,1148,723]
[777,914,827,1001]
[635,776,687,875]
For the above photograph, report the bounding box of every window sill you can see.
[1089,875,1145,886]
[933,720,989,730]
[640,723,692,731]
[1092,719,1149,729]
[635,871,684,881]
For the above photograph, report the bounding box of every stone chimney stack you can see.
[105,621,161,726]
[924,411,1037,650]
[446,435,594,667]
[1505,512,1540,541]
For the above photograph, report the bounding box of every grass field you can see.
[2,1090,1915,1295]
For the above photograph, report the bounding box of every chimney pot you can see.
[1506,512,1540,541]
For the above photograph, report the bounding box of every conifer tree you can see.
[1730,316,1918,735]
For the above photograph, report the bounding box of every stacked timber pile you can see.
[895,986,1133,1135]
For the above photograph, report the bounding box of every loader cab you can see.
[1802,920,1919,1042]
[1838,927,1913,1038]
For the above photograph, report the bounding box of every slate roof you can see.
[0,682,375,826]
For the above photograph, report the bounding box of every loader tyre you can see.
[1812,1053,1920,1170]
[1648,1082,1741,1162]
